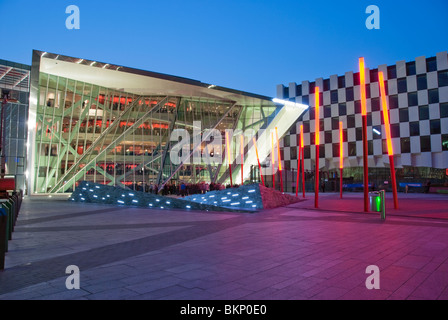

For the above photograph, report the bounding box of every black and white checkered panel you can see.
[278,51,448,171]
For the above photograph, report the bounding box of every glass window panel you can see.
[417,74,427,90]
[389,95,399,109]
[346,87,354,101]
[339,103,346,116]
[399,108,409,122]
[323,79,330,91]
[400,137,410,153]
[442,134,448,151]
[440,102,448,118]
[330,90,338,104]
[338,76,345,88]
[348,142,356,156]
[332,117,339,130]
[324,105,332,118]
[406,62,416,76]
[390,123,400,138]
[428,89,439,104]
[356,127,362,141]
[426,57,437,72]
[419,105,429,120]
[409,122,420,136]
[347,114,355,128]
[397,78,407,93]
[370,69,378,82]
[371,98,380,112]
[408,92,418,107]
[372,125,381,139]
[430,119,441,134]
[438,70,448,87]
[325,131,332,143]
[420,136,431,152]
[387,66,397,79]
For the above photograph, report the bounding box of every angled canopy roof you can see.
[33,50,278,107]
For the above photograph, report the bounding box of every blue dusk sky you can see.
[1,0,447,97]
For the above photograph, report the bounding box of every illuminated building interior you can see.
[29,51,308,194]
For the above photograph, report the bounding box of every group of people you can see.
[177,182,230,196]
[128,181,239,196]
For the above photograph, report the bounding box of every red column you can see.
[275,127,283,193]
[359,57,369,212]
[301,125,305,198]
[379,71,399,209]
[240,135,244,186]
[271,131,276,190]
[225,131,233,187]
[314,86,320,208]
[253,137,265,186]
[296,142,300,197]
[340,121,344,199]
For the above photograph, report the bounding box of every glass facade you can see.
[0,59,30,192]
[29,51,304,194]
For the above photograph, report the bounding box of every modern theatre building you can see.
[26,50,307,195]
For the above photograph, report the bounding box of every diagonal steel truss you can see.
[50,96,170,193]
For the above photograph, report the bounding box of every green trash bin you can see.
[369,191,381,212]
[369,190,386,220]
[0,207,7,270]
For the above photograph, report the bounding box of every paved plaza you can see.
[0,192,448,300]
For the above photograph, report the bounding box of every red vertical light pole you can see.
[271,131,276,190]
[296,139,300,197]
[301,124,305,198]
[253,137,265,186]
[275,127,283,193]
[225,131,233,187]
[339,121,344,199]
[379,71,399,209]
[359,57,369,212]
[240,135,244,186]
[314,86,320,208]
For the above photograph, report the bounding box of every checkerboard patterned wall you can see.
[277,52,448,171]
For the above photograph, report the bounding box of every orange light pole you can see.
[253,137,265,186]
[339,121,344,199]
[359,57,369,212]
[315,86,320,208]
[225,131,233,187]
[240,135,244,186]
[275,127,284,193]
[379,71,399,209]
[296,135,301,197]
[271,131,276,190]
[301,124,305,198]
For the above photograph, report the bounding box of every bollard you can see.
[5,200,14,236]
[379,190,386,220]
[0,208,7,270]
